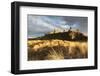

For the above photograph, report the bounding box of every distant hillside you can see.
[28,30,87,41]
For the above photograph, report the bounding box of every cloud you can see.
[28,15,88,38]
[27,15,62,38]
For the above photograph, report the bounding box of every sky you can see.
[27,15,88,38]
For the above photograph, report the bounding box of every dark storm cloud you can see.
[63,16,88,34]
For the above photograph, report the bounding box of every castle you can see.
[47,27,80,35]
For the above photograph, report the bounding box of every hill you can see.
[29,30,87,41]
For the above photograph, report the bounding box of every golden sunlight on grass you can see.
[28,39,88,60]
